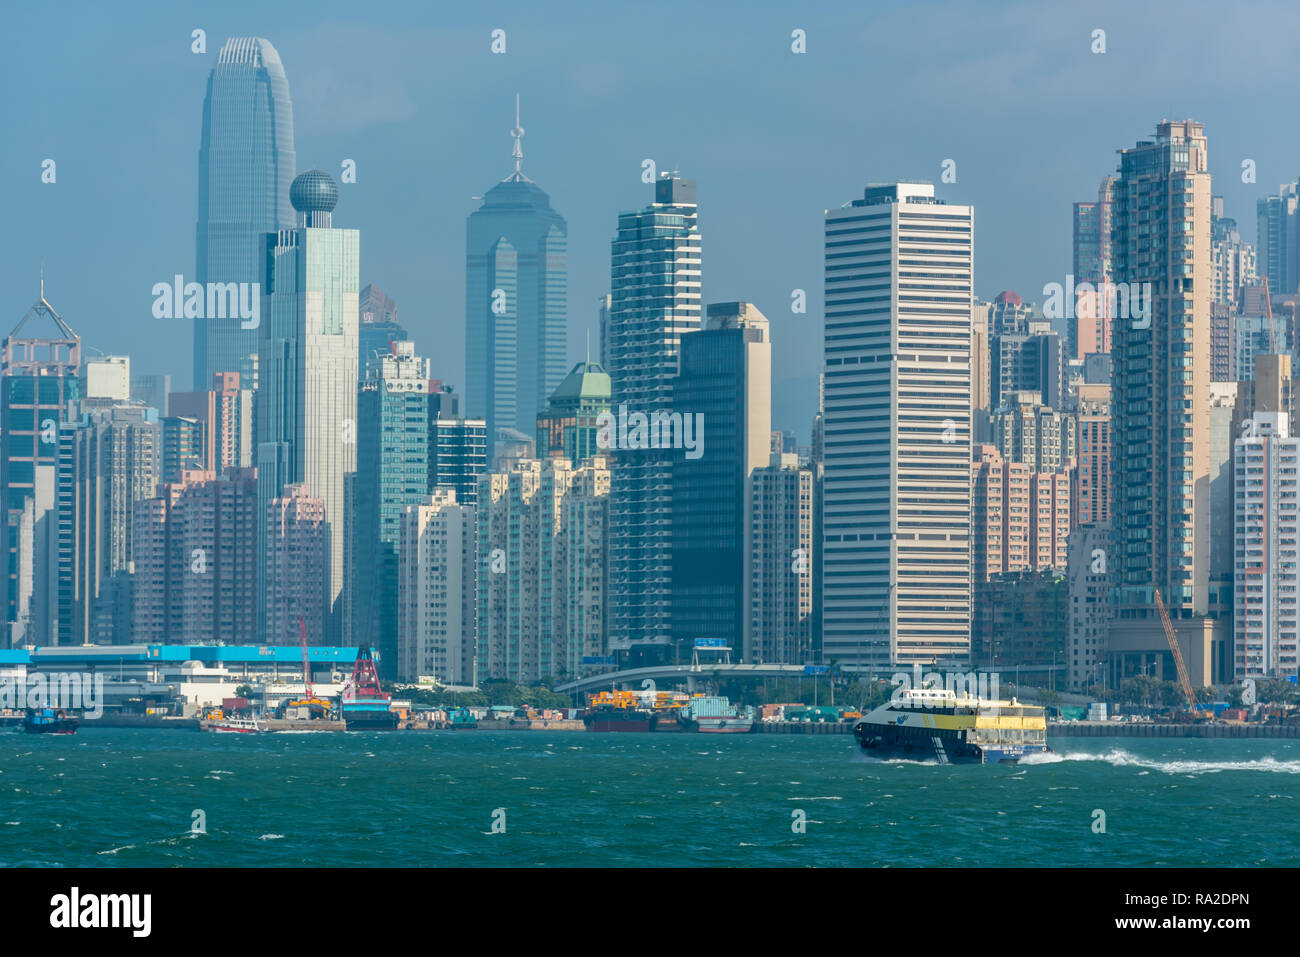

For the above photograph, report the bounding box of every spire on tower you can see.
[503,93,534,183]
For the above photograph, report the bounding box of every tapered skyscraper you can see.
[195,37,296,390]
[465,98,567,456]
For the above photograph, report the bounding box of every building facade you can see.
[822,182,972,671]
[195,36,297,390]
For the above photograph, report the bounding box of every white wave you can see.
[1021,748,1300,774]
[257,833,285,840]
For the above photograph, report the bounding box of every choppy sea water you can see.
[1,730,1296,867]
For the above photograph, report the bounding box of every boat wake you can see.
[1020,749,1300,774]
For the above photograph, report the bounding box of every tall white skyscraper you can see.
[257,170,358,641]
[822,182,973,672]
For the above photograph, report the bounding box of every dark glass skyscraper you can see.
[195,36,296,390]
[465,101,567,455]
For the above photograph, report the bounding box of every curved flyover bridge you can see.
[555,663,819,697]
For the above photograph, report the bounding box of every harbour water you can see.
[2,730,1297,867]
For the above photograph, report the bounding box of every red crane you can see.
[298,616,313,700]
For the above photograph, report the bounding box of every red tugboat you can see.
[341,646,398,730]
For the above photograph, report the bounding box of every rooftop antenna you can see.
[504,93,533,183]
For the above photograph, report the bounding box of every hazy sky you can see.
[4,0,1298,438]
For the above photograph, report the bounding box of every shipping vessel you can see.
[341,646,398,730]
[582,691,658,732]
[677,695,755,733]
[852,687,1050,764]
[23,708,78,735]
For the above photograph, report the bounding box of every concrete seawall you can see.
[755,721,852,734]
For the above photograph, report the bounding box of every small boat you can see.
[201,716,270,733]
[23,708,78,735]
[677,696,755,733]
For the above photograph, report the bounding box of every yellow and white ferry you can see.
[853,687,1050,764]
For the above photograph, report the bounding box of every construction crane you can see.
[298,615,313,699]
[1153,587,1206,718]
[1262,275,1279,354]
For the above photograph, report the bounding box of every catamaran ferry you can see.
[852,687,1050,764]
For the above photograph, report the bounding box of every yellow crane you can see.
[1153,587,1208,718]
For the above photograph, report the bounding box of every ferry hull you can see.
[854,723,1048,764]
[23,718,78,735]
[343,707,399,731]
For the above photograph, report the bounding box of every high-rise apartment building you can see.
[195,37,296,390]
[823,182,972,671]
[428,415,488,509]
[1234,412,1299,679]
[1074,384,1111,528]
[476,456,610,683]
[749,451,813,664]
[169,372,254,477]
[132,468,259,644]
[56,402,161,645]
[397,489,476,685]
[263,483,328,645]
[607,175,702,664]
[1111,120,1212,617]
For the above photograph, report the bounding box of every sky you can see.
[4,0,1299,440]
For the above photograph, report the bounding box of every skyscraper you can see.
[1072,176,1115,359]
[195,37,297,390]
[536,360,611,466]
[347,340,431,672]
[57,401,161,645]
[1111,120,1212,617]
[607,175,702,664]
[670,302,771,662]
[1257,181,1299,297]
[257,170,358,641]
[358,284,408,378]
[2,277,81,646]
[1234,412,1300,679]
[397,489,476,684]
[465,99,567,454]
[822,182,973,672]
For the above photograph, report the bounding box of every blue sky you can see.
[3,0,1297,438]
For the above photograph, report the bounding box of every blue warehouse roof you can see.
[10,645,361,665]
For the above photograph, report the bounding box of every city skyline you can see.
[11,1,1300,443]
